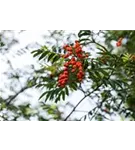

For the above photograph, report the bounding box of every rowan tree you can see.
[32,30,135,121]
[1,30,135,121]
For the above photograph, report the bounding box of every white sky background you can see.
[0,30,98,120]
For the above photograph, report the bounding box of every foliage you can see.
[31,30,135,121]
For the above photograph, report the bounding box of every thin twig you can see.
[64,84,102,121]
[79,104,98,121]
[6,86,29,105]
[78,83,86,94]
[90,108,99,121]
[90,35,108,52]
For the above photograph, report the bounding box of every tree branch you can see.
[64,63,116,121]
[6,86,30,105]
[90,35,108,52]
[79,105,97,121]
[64,84,102,121]
[78,83,86,94]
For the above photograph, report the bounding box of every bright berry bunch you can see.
[58,41,89,88]
[116,37,123,47]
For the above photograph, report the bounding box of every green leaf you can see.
[61,90,65,100]
[45,91,53,102]
[91,61,95,69]
[52,46,57,52]
[52,55,60,64]
[83,59,89,70]
[96,47,105,52]
[102,78,108,87]
[97,52,105,55]
[70,82,78,91]
[41,45,48,51]
[33,50,43,57]
[55,94,61,103]
[35,84,45,88]
[118,93,126,100]
[104,67,115,70]
[27,80,35,87]
[47,53,56,62]
[41,76,52,82]
[99,68,109,76]
[79,38,91,43]
[108,80,116,89]
[73,82,78,88]
[123,81,129,87]
[39,51,50,60]
[65,86,69,96]
[89,72,98,82]
[101,91,107,99]
[114,80,123,89]
[78,30,91,38]
[58,48,62,53]
[48,109,54,115]
[31,49,39,54]
[49,90,56,100]
[55,88,61,95]
[95,71,102,79]
[0,42,5,47]
[39,91,48,100]
[44,93,50,102]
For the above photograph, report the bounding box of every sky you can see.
[0,30,96,120]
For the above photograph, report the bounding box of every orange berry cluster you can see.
[62,41,89,59]
[116,37,123,47]
[58,41,89,88]
[58,69,69,87]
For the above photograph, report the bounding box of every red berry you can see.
[75,40,79,43]
[75,48,82,53]
[71,57,75,61]
[79,66,83,71]
[64,62,69,67]
[68,52,72,55]
[77,54,83,59]
[73,65,77,69]
[70,61,76,65]
[77,73,81,78]
[76,62,82,67]
[66,47,72,51]
[65,77,68,81]
[116,42,121,47]
[71,69,76,72]
[64,70,68,74]
[64,67,68,71]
